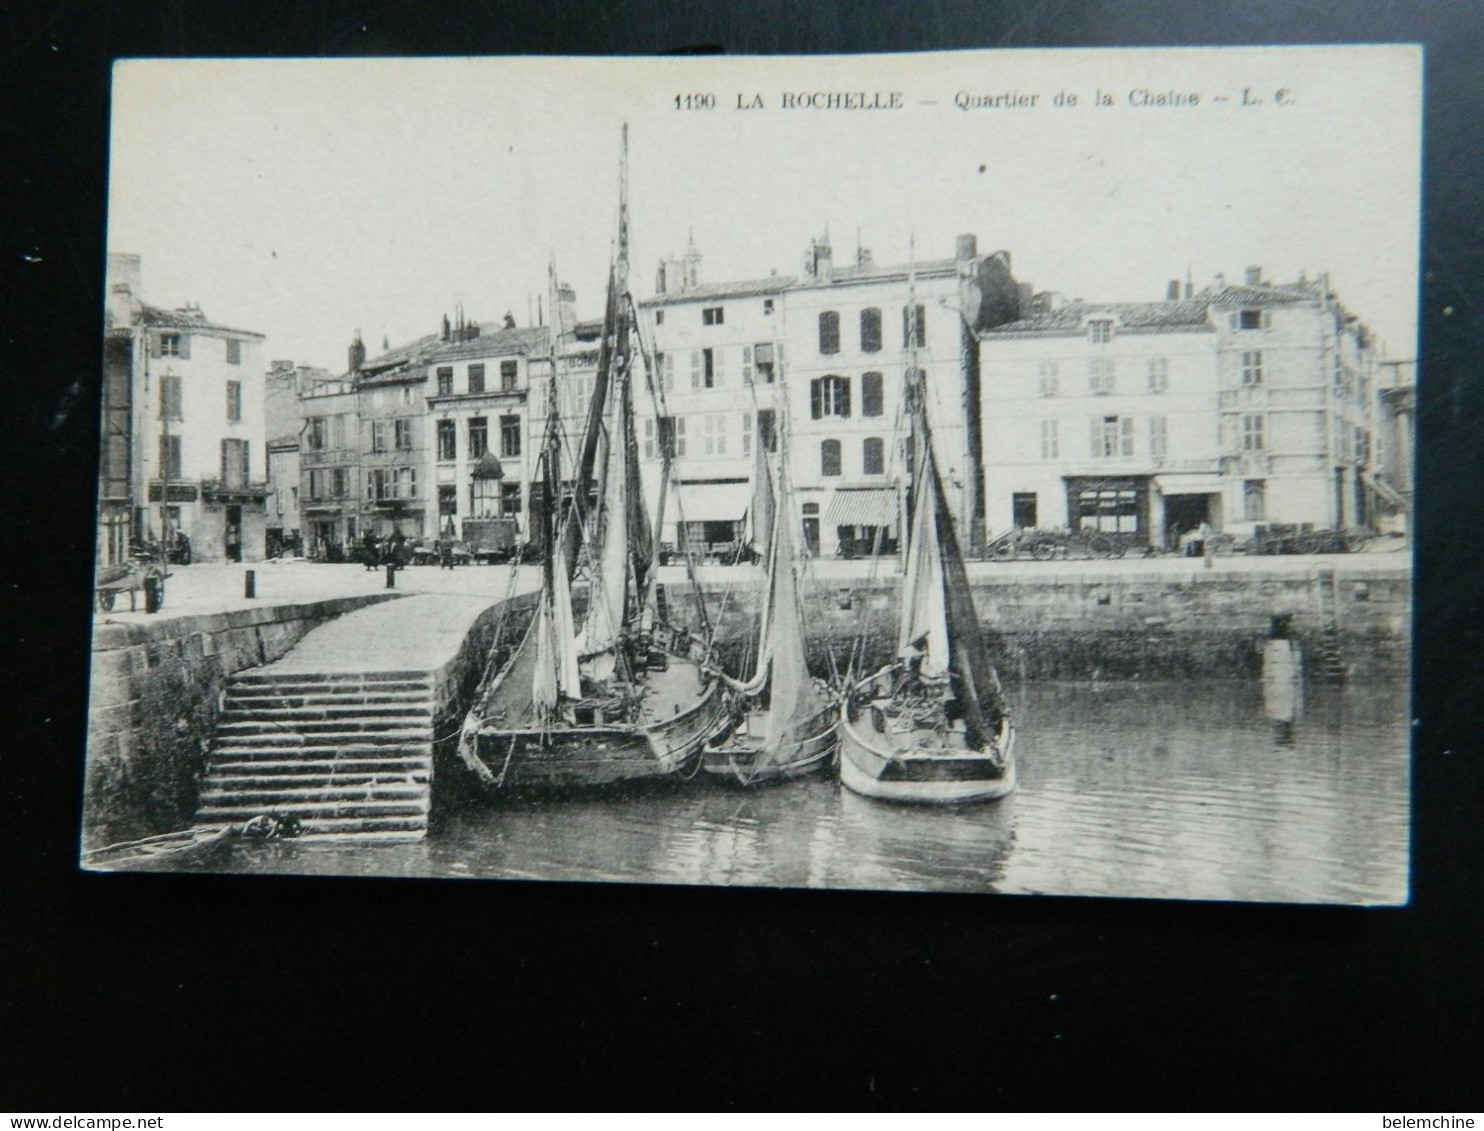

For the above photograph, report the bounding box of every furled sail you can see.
[897,442,951,680]
[760,481,814,753]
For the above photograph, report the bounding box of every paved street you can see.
[93,536,1410,626]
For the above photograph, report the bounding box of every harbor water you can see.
[212,674,1410,905]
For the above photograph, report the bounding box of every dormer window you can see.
[1236,309,1270,330]
[1087,319,1114,344]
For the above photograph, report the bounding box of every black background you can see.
[4,0,1481,1111]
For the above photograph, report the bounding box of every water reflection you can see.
[216,678,1409,905]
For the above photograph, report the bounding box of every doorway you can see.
[1011,492,1038,529]
[1163,494,1210,543]
[225,505,243,562]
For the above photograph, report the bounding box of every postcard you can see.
[85,47,1418,903]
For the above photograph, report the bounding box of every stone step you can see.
[225,692,434,710]
[209,746,430,764]
[213,734,433,754]
[233,671,432,687]
[220,705,433,723]
[197,798,429,820]
[207,756,433,777]
[217,719,431,737]
[200,784,428,806]
[198,820,428,841]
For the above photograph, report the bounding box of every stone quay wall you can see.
[84,594,400,846]
[662,565,1411,683]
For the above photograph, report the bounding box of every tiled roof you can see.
[1208,284,1315,306]
[638,276,793,306]
[637,257,958,306]
[139,303,264,338]
[422,326,547,363]
[983,300,1215,337]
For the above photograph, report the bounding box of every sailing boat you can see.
[455,128,726,791]
[837,279,1016,803]
[699,435,839,784]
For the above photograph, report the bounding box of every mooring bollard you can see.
[244,569,256,598]
[385,561,396,589]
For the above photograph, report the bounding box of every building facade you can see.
[978,268,1392,547]
[100,253,268,566]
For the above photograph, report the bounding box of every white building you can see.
[100,253,268,565]
[977,268,1391,547]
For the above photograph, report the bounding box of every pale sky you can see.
[108,47,1421,372]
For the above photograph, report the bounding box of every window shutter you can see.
[149,333,162,359]
[1121,417,1134,456]
[810,379,822,420]
[241,441,250,481]
[221,439,230,483]
[841,378,852,418]
[1229,313,1238,330]
[177,334,191,360]
[1262,311,1272,329]
[1090,417,1101,457]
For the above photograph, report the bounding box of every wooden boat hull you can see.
[838,706,1016,804]
[464,671,726,791]
[700,704,839,785]
[82,826,232,872]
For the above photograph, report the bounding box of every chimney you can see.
[1184,280,1194,300]
[1245,266,1263,286]
[955,233,978,260]
[104,253,143,330]
[441,314,451,342]
[348,331,366,374]
[557,283,577,331]
[1167,280,1181,301]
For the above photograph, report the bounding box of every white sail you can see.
[762,483,812,750]
[531,592,558,717]
[550,536,582,697]
[897,446,950,679]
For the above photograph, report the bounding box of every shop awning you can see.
[1154,474,1225,495]
[674,481,751,522]
[824,487,898,527]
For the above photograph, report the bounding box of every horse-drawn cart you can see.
[95,559,168,613]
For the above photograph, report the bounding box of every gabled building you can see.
[100,253,268,566]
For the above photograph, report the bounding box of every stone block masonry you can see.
[84,593,400,847]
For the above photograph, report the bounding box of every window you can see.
[1236,309,1270,331]
[371,421,390,453]
[819,311,840,355]
[757,409,777,453]
[226,339,241,365]
[500,414,521,459]
[500,482,522,516]
[860,308,883,353]
[702,347,722,388]
[672,416,687,457]
[656,415,682,459]
[654,310,664,326]
[158,435,182,479]
[702,306,724,326]
[437,419,456,461]
[395,418,413,450]
[468,417,488,459]
[821,439,842,477]
[1244,480,1266,521]
[861,372,884,417]
[1092,415,1134,458]
[1089,356,1116,395]
[1012,493,1038,528]
[863,437,885,475]
[653,351,674,392]
[1240,413,1265,451]
[1041,419,1059,459]
[330,468,347,498]
[306,417,327,451]
[438,484,457,517]
[1241,350,1263,387]
[437,367,454,396]
[1149,415,1168,459]
[160,333,183,357]
[221,438,250,488]
[902,304,927,348]
[398,466,417,500]
[401,386,414,406]
[1147,357,1169,393]
[1038,361,1059,398]
[160,374,183,420]
[1087,319,1114,344]
[500,360,518,391]
[226,380,242,423]
[810,375,851,419]
[472,476,498,516]
[763,299,774,315]
[468,364,486,394]
[753,342,776,384]
[702,414,728,456]
[644,418,657,460]
[331,414,349,450]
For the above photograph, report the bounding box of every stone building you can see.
[99,253,268,566]
[976,268,1394,548]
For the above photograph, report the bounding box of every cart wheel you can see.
[1032,542,1057,562]
[1110,541,1128,559]
[97,590,115,612]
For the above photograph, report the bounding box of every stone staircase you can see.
[195,670,436,841]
